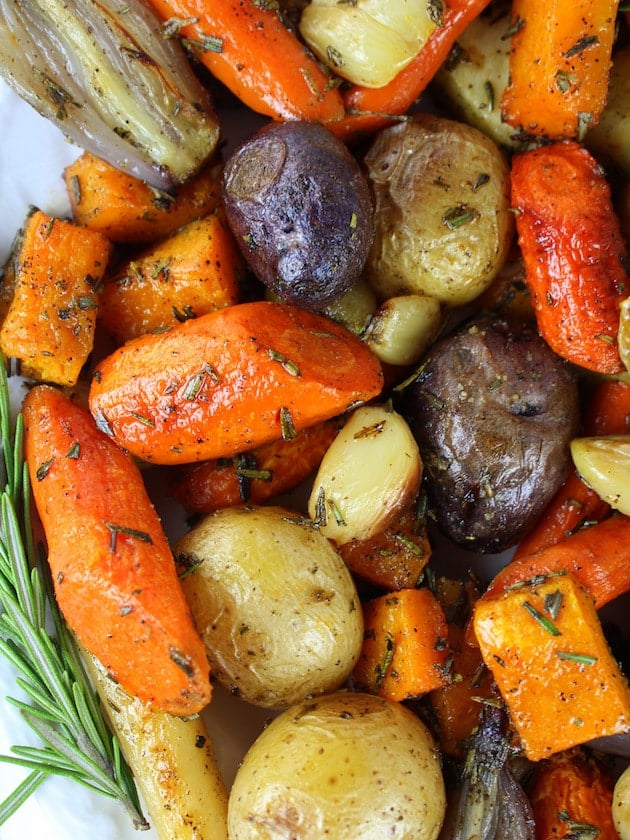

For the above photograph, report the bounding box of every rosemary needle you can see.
[0,364,147,828]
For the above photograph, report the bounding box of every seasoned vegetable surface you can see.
[403,315,580,552]
[222,121,374,311]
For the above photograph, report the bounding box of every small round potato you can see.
[363,113,514,306]
[228,690,446,839]
[175,505,363,708]
[222,120,374,311]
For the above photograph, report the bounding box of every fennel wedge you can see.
[0,0,219,188]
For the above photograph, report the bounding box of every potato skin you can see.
[228,690,446,840]
[174,505,363,708]
[222,120,374,311]
[363,114,513,306]
[402,316,580,553]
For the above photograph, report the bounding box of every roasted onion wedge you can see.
[0,0,219,188]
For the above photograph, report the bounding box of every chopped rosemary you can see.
[0,362,145,827]
[522,600,562,636]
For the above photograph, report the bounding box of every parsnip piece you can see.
[364,294,442,366]
[82,648,228,840]
[299,0,438,87]
[570,435,630,516]
[308,404,422,545]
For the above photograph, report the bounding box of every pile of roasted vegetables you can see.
[1,0,630,837]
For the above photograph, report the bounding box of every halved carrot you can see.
[144,0,344,123]
[168,418,341,514]
[89,301,383,465]
[23,384,211,715]
[482,513,630,611]
[98,209,244,345]
[352,587,449,702]
[512,379,630,559]
[0,208,112,387]
[500,0,619,140]
[511,141,628,374]
[473,571,630,761]
[330,0,493,141]
[529,747,619,839]
[64,153,222,244]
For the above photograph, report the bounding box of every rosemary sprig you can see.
[0,365,146,828]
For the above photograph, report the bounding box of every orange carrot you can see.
[98,210,244,345]
[500,0,619,140]
[330,0,493,141]
[482,514,630,611]
[64,153,222,244]
[512,379,630,559]
[427,578,499,759]
[0,208,112,387]
[144,0,344,123]
[337,504,432,592]
[168,418,341,514]
[23,384,211,715]
[89,301,383,465]
[529,747,619,839]
[352,588,449,702]
[473,571,630,761]
[511,141,628,374]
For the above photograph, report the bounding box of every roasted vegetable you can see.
[352,587,449,701]
[307,404,422,546]
[227,690,446,839]
[64,153,223,244]
[222,121,374,311]
[98,209,243,345]
[473,571,630,761]
[500,0,619,140]
[175,505,363,709]
[511,141,628,374]
[402,315,579,553]
[0,207,112,386]
[23,384,212,715]
[529,746,619,840]
[439,706,535,840]
[89,301,383,465]
[363,114,513,306]
[299,0,438,88]
[0,0,219,188]
[614,763,630,840]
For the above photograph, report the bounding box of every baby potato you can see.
[307,404,422,546]
[174,505,363,709]
[228,690,446,839]
[363,113,514,306]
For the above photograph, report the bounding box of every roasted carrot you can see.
[144,0,344,123]
[428,577,498,759]
[500,0,619,140]
[529,747,619,840]
[89,301,383,465]
[473,571,630,761]
[512,379,630,559]
[482,514,630,611]
[23,384,212,715]
[0,208,112,387]
[168,418,341,514]
[511,141,628,374]
[330,0,493,141]
[337,504,432,592]
[98,209,244,345]
[352,587,449,702]
[64,153,222,244]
